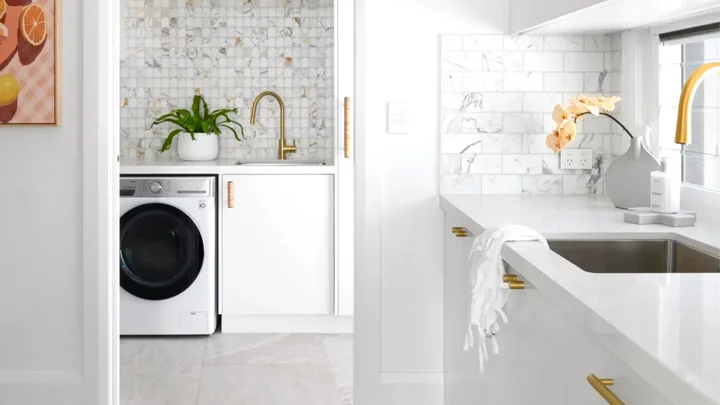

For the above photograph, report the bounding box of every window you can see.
[658,24,720,192]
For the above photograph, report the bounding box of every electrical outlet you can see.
[560,149,593,170]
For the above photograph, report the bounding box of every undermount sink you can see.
[548,239,720,274]
[235,160,326,166]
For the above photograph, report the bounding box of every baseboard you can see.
[220,315,353,334]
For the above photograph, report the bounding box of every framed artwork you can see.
[0,0,61,125]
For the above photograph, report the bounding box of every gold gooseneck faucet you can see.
[675,62,720,145]
[250,91,296,160]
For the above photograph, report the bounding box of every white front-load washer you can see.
[120,176,216,335]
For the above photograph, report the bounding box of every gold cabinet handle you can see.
[451,227,468,237]
[508,280,525,290]
[344,97,351,158]
[503,274,518,282]
[587,374,625,405]
[227,181,234,208]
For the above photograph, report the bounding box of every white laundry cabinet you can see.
[220,174,335,317]
[443,211,677,405]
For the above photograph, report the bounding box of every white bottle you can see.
[650,157,680,214]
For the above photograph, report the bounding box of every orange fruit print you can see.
[20,3,47,47]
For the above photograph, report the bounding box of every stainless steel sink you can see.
[235,160,326,166]
[548,239,720,274]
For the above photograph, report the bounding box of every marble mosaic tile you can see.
[120,0,335,161]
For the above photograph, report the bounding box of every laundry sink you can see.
[548,239,720,274]
[235,160,326,166]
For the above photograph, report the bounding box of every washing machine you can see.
[120,176,216,335]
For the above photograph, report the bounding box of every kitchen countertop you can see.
[120,158,336,175]
[441,194,720,405]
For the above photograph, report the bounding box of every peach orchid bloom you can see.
[545,130,571,153]
[569,96,599,116]
[597,96,622,112]
[558,120,577,143]
[552,104,571,125]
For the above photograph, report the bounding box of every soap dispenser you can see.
[650,157,680,214]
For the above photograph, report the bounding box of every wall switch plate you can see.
[387,102,409,134]
[560,149,593,170]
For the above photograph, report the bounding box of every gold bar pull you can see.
[503,274,518,282]
[227,181,234,208]
[508,281,525,290]
[587,375,625,405]
[344,97,351,158]
[451,227,468,237]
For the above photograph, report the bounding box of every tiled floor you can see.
[121,334,353,405]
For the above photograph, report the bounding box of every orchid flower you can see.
[546,94,623,153]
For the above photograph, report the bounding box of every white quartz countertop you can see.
[440,194,720,405]
[120,158,335,175]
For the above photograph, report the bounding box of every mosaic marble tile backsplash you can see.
[120,0,335,162]
[441,34,624,195]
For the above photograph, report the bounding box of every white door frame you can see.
[83,0,119,403]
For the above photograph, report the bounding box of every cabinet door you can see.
[221,174,334,315]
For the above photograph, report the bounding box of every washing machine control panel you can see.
[120,177,215,198]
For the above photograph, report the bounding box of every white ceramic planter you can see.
[177,132,219,161]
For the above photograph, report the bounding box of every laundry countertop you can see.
[441,194,720,405]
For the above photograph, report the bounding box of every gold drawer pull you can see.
[503,274,518,282]
[587,374,625,405]
[344,97,351,158]
[227,181,235,208]
[451,227,468,238]
[508,280,525,290]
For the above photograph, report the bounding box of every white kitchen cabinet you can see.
[443,213,677,405]
[510,0,720,34]
[221,174,334,316]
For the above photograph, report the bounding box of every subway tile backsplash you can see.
[120,0,335,162]
[440,34,622,195]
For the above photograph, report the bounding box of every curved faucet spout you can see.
[675,62,720,145]
[250,91,296,160]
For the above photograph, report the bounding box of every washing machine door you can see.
[120,203,205,300]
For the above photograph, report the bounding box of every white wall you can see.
[0,0,83,382]
[356,0,507,402]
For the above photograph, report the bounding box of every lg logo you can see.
[199,201,207,209]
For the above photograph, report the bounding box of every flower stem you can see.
[574,112,634,139]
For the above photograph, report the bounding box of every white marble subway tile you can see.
[563,174,594,195]
[564,52,605,72]
[580,114,612,133]
[482,175,522,194]
[504,36,544,51]
[584,36,611,52]
[464,35,504,51]
[543,36,584,51]
[523,134,552,154]
[541,154,573,175]
[522,93,562,113]
[442,133,483,154]
[482,93,524,112]
[503,113,545,133]
[442,73,462,91]
[462,113,504,133]
[544,73,584,92]
[567,133,604,154]
[442,51,485,71]
[606,51,622,72]
[521,175,563,195]
[483,134,523,154]
[442,92,484,112]
[482,51,524,72]
[503,72,543,92]
[523,52,563,72]
[442,35,463,51]
[441,175,484,194]
[583,72,610,93]
[609,72,622,92]
[442,112,463,133]
[503,155,543,174]
[462,73,504,91]
[442,154,463,174]
[462,154,503,174]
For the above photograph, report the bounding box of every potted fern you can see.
[149,95,245,161]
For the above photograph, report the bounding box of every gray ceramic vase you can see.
[605,136,661,209]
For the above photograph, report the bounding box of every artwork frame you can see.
[0,0,62,126]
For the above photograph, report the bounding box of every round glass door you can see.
[120,203,204,300]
